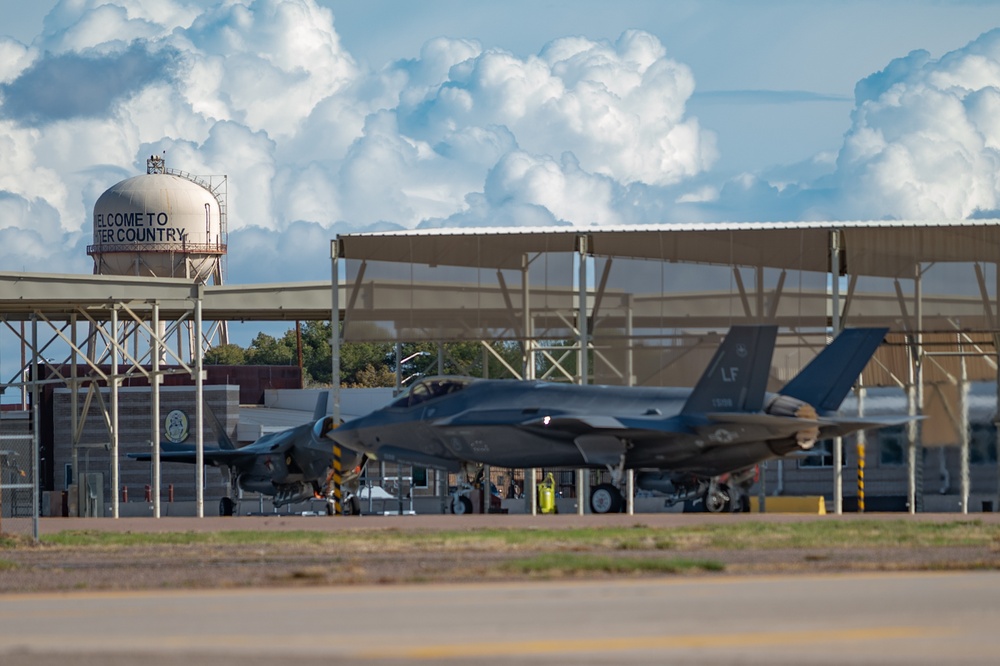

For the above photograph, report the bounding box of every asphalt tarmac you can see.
[2,569,999,665]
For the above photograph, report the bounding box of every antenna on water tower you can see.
[147,154,165,174]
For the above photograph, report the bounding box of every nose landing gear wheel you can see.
[451,495,473,514]
[590,483,624,514]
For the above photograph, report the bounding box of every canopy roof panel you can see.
[340,220,1000,276]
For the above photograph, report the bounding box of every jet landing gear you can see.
[219,496,236,516]
[702,469,755,513]
[589,449,631,514]
[451,494,474,514]
[325,493,361,516]
[590,483,625,514]
[703,483,733,513]
[449,474,476,514]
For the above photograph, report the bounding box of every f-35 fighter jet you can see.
[328,326,901,513]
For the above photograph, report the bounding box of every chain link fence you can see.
[1,433,36,539]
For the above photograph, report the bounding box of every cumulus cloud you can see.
[825,28,1000,220]
[0,38,33,83]
[1,0,999,288]
[0,0,719,282]
[1,43,175,123]
[397,30,715,188]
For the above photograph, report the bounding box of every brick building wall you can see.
[52,385,239,507]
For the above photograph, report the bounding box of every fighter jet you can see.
[327,326,900,513]
[129,393,364,515]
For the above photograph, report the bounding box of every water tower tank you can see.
[89,156,227,282]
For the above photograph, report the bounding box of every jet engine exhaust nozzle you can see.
[766,394,820,450]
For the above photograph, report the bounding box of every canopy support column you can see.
[194,286,204,518]
[70,313,79,517]
[907,265,925,514]
[960,342,970,515]
[831,229,843,515]
[110,306,120,519]
[152,301,161,518]
[331,239,341,426]
[30,315,40,538]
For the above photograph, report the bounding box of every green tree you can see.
[347,363,397,388]
[246,332,294,365]
[300,321,333,384]
[202,321,526,387]
[203,343,246,365]
[340,340,394,386]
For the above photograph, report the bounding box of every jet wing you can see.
[128,446,258,467]
[521,414,628,430]
[372,445,462,472]
[817,415,920,438]
[439,409,688,438]
[128,427,302,466]
[436,409,631,431]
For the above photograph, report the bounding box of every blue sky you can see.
[0,0,999,288]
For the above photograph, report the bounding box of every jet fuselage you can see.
[333,378,799,477]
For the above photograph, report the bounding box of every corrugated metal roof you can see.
[337,219,1000,274]
[342,218,1000,238]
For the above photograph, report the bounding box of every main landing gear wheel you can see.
[219,497,236,516]
[451,495,473,515]
[326,496,362,516]
[703,485,732,513]
[590,483,624,514]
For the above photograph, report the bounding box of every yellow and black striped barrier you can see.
[857,440,866,513]
[332,444,343,516]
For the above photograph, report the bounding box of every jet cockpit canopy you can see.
[392,376,474,408]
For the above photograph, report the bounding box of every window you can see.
[412,466,428,488]
[799,439,846,468]
[878,426,907,466]
[877,425,929,466]
[970,423,997,465]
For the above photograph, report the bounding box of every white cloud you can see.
[483,151,623,226]
[182,0,358,138]
[39,0,195,53]
[2,0,1000,288]
[827,28,1000,220]
[397,29,715,188]
[0,37,33,83]
[1,2,716,274]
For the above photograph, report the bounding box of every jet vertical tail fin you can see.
[205,404,237,450]
[680,325,777,415]
[779,328,887,412]
[313,391,330,421]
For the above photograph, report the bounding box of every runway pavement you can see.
[2,570,998,665]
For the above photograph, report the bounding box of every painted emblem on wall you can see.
[164,409,190,443]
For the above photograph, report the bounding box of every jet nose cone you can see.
[330,419,365,449]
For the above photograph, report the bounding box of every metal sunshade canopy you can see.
[336,219,1000,277]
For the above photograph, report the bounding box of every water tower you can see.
[88,155,229,353]
[90,155,227,283]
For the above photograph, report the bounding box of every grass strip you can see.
[503,552,724,575]
[11,519,998,553]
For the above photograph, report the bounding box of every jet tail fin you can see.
[680,325,777,415]
[313,391,329,421]
[204,402,237,450]
[779,328,887,412]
